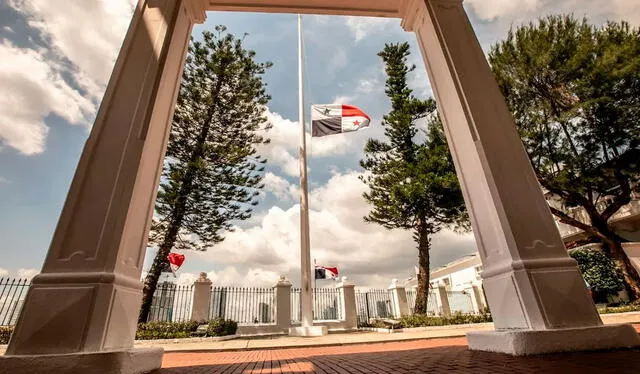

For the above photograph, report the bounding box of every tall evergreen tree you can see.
[361,43,467,314]
[139,26,272,323]
[489,15,640,299]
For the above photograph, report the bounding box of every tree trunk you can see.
[602,237,640,301]
[413,222,431,314]
[137,232,178,323]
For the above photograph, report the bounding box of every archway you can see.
[2,0,638,372]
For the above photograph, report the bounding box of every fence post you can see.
[435,284,451,317]
[273,276,292,331]
[468,285,486,313]
[338,277,357,330]
[190,272,212,322]
[388,279,410,317]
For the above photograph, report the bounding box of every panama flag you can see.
[311,104,371,137]
[167,252,185,277]
[315,266,339,280]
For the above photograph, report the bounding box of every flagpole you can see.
[297,13,313,329]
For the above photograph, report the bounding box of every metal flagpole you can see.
[297,13,313,329]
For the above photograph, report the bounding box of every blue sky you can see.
[0,0,637,286]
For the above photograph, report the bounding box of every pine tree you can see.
[139,26,272,323]
[361,43,467,314]
[489,15,640,299]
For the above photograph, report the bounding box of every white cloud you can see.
[465,0,546,21]
[0,176,10,185]
[1,0,135,155]
[190,171,476,288]
[343,16,397,42]
[262,172,299,202]
[16,268,39,280]
[0,42,94,154]
[0,268,8,277]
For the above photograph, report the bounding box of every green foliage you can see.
[0,326,13,344]
[570,248,625,301]
[359,311,492,329]
[135,321,201,340]
[489,15,640,296]
[360,42,467,313]
[205,318,238,337]
[140,25,272,323]
[598,302,640,314]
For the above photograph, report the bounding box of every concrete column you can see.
[190,273,212,322]
[401,0,639,354]
[434,285,451,317]
[388,279,410,317]
[467,285,485,314]
[2,0,206,371]
[273,276,292,331]
[338,278,357,330]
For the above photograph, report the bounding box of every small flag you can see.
[167,252,185,277]
[315,265,339,280]
[311,104,370,137]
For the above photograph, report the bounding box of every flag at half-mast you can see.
[311,104,371,137]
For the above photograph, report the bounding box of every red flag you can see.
[167,252,185,277]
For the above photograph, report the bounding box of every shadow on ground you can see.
[155,340,640,374]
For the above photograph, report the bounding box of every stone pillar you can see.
[467,285,485,314]
[190,272,212,322]
[273,276,292,331]
[388,279,410,317]
[434,285,451,317]
[338,277,357,330]
[401,0,639,354]
[2,0,206,371]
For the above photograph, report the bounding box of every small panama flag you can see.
[315,265,339,280]
[166,252,185,277]
[311,104,371,137]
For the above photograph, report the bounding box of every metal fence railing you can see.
[290,288,342,322]
[0,278,31,326]
[447,291,474,314]
[209,287,275,325]
[355,289,395,324]
[148,282,193,322]
[406,289,439,315]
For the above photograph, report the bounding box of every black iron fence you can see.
[148,282,193,322]
[0,278,30,326]
[290,288,342,322]
[209,286,275,325]
[355,288,395,324]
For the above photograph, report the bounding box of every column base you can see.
[0,347,163,374]
[288,326,328,337]
[467,324,640,356]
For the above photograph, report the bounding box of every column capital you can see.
[185,0,207,24]
[400,0,463,32]
[274,275,292,288]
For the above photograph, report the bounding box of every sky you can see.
[0,0,638,287]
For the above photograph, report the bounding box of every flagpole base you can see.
[288,326,328,337]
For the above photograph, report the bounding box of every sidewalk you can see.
[1,312,638,355]
[137,311,640,353]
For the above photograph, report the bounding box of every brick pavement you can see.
[158,332,640,374]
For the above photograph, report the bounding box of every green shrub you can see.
[570,248,625,303]
[205,318,238,337]
[598,302,640,314]
[0,326,13,344]
[135,320,201,340]
[399,311,492,328]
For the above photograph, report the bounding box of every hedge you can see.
[0,326,13,344]
[359,310,493,329]
[135,319,238,340]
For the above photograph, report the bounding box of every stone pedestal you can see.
[434,285,451,317]
[401,0,640,354]
[338,278,358,329]
[0,347,163,374]
[388,280,410,317]
[274,276,293,331]
[190,273,212,322]
[1,1,206,372]
[288,326,328,337]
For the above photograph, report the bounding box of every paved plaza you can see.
[159,335,640,374]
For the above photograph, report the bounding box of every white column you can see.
[401,0,639,355]
[388,280,410,317]
[2,0,206,371]
[190,273,212,322]
[435,285,451,317]
[338,278,358,330]
[273,276,292,331]
[467,285,485,314]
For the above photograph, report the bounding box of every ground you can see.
[159,331,640,373]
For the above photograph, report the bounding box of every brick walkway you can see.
[158,335,640,374]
